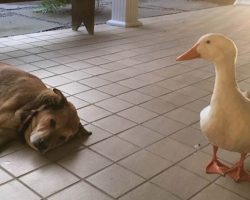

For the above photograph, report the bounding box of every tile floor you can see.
[1,4,250,200]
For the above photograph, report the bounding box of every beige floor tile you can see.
[57,82,90,95]
[3,58,24,66]
[0,54,10,61]
[136,73,165,84]
[112,58,143,67]
[119,150,172,178]
[216,177,250,200]
[118,106,157,124]
[0,148,49,177]
[96,97,133,113]
[99,71,130,82]
[51,56,78,64]
[192,79,214,93]
[93,115,136,134]
[62,70,92,81]
[31,69,55,79]
[20,164,79,197]
[26,47,48,54]
[143,116,186,136]
[98,83,131,96]
[0,46,17,54]
[160,92,195,106]
[118,125,163,148]
[183,99,208,113]
[77,105,111,123]
[191,121,201,130]
[199,94,211,103]
[170,127,208,148]
[119,182,180,200]
[42,76,72,87]
[152,166,209,200]
[177,85,210,99]
[65,60,93,70]
[67,96,89,109]
[85,57,111,65]
[18,55,44,63]
[137,85,171,97]
[90,136,139,161]
[6,50,30,58]
[190,184,246,200]
[118,78,148,89]
[147,138,195,163]
[117,91,153,105]
[46,65,74,74]
[133,54,156,63]
[140,99,177,114]
[32,60,58,68]
[76,90,111,103]
[0,180,40,200]
[171,74,201,86]
[152,64,191,78]
[157,79,188,91]
[101,62,128,71]
[82,124,113,146]
[178,151,219,181]
[0,168,12,184]
[37,51,63,59]
[45,136,85,161]
[48,181,113,200]
[83,66,110,76]
[79,76,111,88]
[87,164,144,198]
[118,67,143,77]
[59,149,112,178]
[101,52,127,62]
[165,107,199,125]
[16,63,39,72]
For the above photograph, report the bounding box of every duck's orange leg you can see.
[206,145,230,175]
[225,153,250,182]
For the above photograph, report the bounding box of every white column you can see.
[235,0,250,4]
[107,0,142,27]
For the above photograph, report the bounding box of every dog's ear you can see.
[20,89,67,115]
[52,88,67,107]
[36,88,67,109]
[77,123,92,136]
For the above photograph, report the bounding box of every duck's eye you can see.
[50,119,56,128]
[58,135,66,141]
[206,40,211,44]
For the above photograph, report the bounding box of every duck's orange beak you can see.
[176,44,200,61]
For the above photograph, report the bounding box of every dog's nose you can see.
[34,138,48,152]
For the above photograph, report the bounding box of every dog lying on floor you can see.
[0,62,91,154]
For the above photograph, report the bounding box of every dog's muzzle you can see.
[33,138,49,153]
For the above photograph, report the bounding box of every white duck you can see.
[176,33,250,182]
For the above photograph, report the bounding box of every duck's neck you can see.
[212,59,238,100]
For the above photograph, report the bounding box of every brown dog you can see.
[0,63,91,153]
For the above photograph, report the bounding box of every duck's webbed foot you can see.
[206,159,230,175]
[225,153,250,182]
[206,145,230,175]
